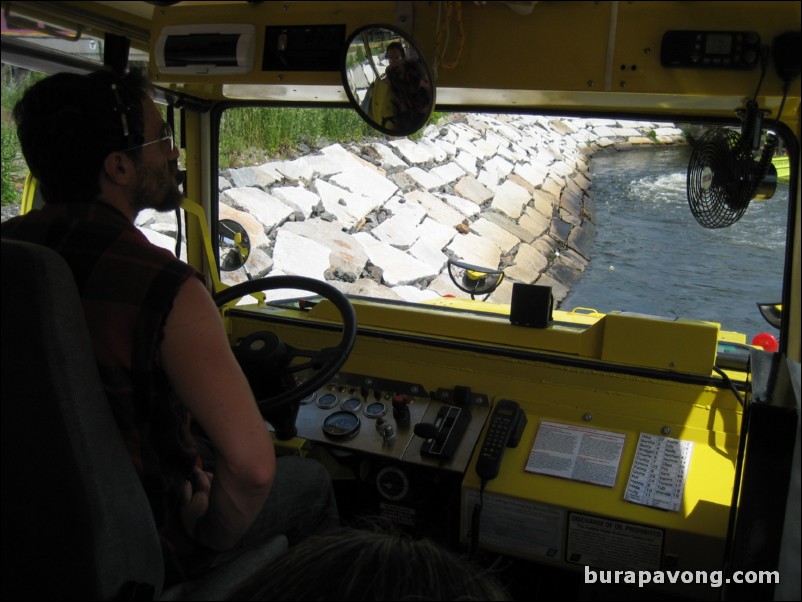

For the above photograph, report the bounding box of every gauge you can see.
[300,391,317,405]
[341,397,362,413]
[322,411,361,440]
[316,393,339,409]
[364,401,387,419]
[376,466,409,501]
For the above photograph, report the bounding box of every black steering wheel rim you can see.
[213,275,357,412]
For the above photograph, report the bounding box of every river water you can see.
[561,145,788,340]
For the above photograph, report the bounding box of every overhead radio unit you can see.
[660,30,761,70]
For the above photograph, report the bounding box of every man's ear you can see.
[102,151,135,186]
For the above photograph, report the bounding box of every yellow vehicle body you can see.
[774,155,791,181]
[1,1,799,600]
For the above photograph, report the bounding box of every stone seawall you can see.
[136,115,686,305]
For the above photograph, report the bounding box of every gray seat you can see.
[1,239,285,601]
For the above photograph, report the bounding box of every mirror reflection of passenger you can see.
[365,41,431,132]
[276,32,289,67]
[383,42,432,132]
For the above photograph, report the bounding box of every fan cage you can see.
[687,128,755,229]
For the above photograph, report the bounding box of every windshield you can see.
[214,107,788,342]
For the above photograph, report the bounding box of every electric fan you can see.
[686,101,777,229]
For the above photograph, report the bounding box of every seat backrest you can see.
[1,239,165,600]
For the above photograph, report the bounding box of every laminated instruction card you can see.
[624,433,693,512]
[525,421,626,488]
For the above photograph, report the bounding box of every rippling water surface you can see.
[561,146,788,339]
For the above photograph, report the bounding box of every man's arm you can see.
[160,276,276,550]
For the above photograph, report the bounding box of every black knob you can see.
[414,423,439,440]
[392,394,410,425]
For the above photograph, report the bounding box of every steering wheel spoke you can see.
[285,345,342,373]
[214,276,357,438]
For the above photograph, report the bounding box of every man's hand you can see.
[179,466,213,539]
[162,277,275,550]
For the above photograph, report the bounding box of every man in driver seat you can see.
[1,68,339,586]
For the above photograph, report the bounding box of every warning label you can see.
[462,489,564,560]
[566,512,663,570]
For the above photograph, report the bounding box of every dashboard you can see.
[234,300,745,598]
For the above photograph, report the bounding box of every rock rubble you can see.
[135,114,685,306]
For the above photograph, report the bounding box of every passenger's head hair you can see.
[386,41,406,58]
[13,68,151,204]
[234,526,510,601]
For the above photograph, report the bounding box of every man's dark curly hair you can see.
[13,68,151,204]
[386,41,405,58]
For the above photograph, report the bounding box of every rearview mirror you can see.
[341,24,435,137]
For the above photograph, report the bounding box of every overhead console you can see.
[144,2,798,115]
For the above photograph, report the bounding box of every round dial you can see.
[376,466,409,501]
[364,401,387,419]
[316,393,339,409]
[322,411,361,440]
[341,397,363,413]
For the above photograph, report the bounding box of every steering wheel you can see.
[213,276,357,432]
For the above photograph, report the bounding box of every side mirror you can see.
[447,258,505,300]
[218,219,251,272]
[341,24,435,137]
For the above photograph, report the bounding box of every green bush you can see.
[218,106,447,167]
[219,106,378,167]
[1,127,20,205]
[2,67,45,206]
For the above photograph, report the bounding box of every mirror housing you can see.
[341,24,435,137]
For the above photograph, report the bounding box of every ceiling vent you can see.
[155,24,255,74]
